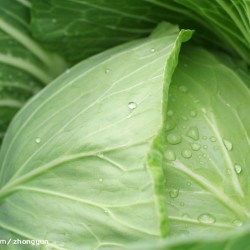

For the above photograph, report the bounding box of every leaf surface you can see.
[0,23,192,249]
[31,0,250,64]
[162,46,250,236]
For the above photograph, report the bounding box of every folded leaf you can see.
[0,23,192,249]
[162,46,250,235]
[0,0,66,147]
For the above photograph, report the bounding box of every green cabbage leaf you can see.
[0,0,66,146]
[0,23,192,249]
[31,0,250,64]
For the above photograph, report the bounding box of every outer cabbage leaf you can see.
[30,0,187,63]
[0,0,66,146]
[162,46,250,236]
[0,23,192,249]
[147,0,250,65]
[31,0,250,64]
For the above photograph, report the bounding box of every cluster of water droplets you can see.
[164,85,243,176]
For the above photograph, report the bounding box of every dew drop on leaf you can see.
[186,126,199,141]
[105,68,110,74]
[166,133,182,145]
[167,110,174,116]
[169,188,179,198]
[198,213,216,224]
[164,149,176,161]
[97,152,104,158]
[191,143,201,151]
[179,85,188,92]
[232,219,242,227]
[210,136,217,142]
[182,115,188,121]
[150,48,155,52]
[201,107,207,114]
[99,178,103,182]
[234,164,242,174]
[165,121,175,131]
[128,102,137,110]
[223,139,233,151]
[182,213,190,219]
[181,149,192,159]
[190,110,197,117]
[35,138,41,144]
[65,69,71,74]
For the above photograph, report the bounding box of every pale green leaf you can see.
[0,23,192,249]
[162,46,250,235]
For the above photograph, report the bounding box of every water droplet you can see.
[165,121,175,131]
[105,68,110,74]
[190,110,197,117]
[181,115,188,121]
[182,213,190,219]
[128,102,137,110]
[35,138,41,144]
[232,219,242,227]
[65,69,71,74]
[210,136,216,142]
[201,108,207,114]
[186,126,199,141]
[169,188,179,198]
[198,213,216,224]
[226,169,232,175]
[164,150,176,161]
[52,18,57,23]
[99,178,103,182]
[234,164,242,174]
[166,133,182,145]
[191,143,201,151]
[183,63,188,67]
[181,149,192,159]
[203,145,208,149]
[223,139,233,151]
[179,85,188,92]
[150,48,155,52]
[97,152,104,158]
[167,110,174,116]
